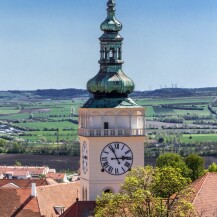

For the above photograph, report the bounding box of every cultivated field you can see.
[0,154,79,172]
[0,94,217,160]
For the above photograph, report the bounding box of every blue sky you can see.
[0,0,217,91]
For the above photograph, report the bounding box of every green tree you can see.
[156,153,191,178]
[10,142,21,153]
[153,167,190,198]
[95,167,194,217]
[158,137,164,143]
[0,138,7,148]
[185,154,205,181]
[14,160,22,166]
[29,114,34,119]
[39,136,47,143]
[0,147,4,153]
[208,162,217,172]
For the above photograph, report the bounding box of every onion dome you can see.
[87,69,135,97]
[100,0,122,32]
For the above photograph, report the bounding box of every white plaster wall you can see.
[117,116,129,128]
[137,116,144,128]
[91,116,101,129]
[131,116,137,129]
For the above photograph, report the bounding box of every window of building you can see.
[104,189,112,194]
[104,122,109,129]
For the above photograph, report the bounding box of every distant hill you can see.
[132,87,217,98]
[1,87,217,99]
[35,88,88,98]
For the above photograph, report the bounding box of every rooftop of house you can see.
[5,170,30,176]
[0,166,49,175]
[192,172,217,216]
[1,182,20,188]
[0,179,50,188]
[45,178,58,185]
[59,201,96,217]
[45,172,66,180]
[0,188,41,217]
[36,181,80,217]
[0,181,80,217]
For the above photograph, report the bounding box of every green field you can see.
[181,134,217,143]
[0,96,216,146]
[140,96,215,119]
[0,99,82,144]
[136,96,214,106]
[0,109,20,115]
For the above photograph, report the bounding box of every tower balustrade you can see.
[78,108,145,137]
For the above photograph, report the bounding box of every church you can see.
[78,0,145,201]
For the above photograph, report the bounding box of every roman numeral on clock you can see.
[124,161,131,168]
[125,150,131,155]
[103,161,109,167]
[108,145,113,151]
[121,144,125,150]
[108,166,113,173]
[115,168,119,175]
[101,157,108,161]
[115,143,119,149]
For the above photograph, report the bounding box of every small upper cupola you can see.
[100,0,122,32]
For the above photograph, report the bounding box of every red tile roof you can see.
[0,166,48,175]
[0,188,41,217]
[192,172,217,216]
[0,179,49,188]
[45,178,58,185]
[37,181,80,217]
[0,180,80,217]
[5,170,30,176]
[45,172,65,180]
[59,201,96,217]
[1,182,20,188]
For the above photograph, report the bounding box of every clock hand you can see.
[110,147,120,164]
[111,156,132,160]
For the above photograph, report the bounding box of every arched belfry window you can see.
[105,48,108,59]
[109,48,115,59]
[101,47,105,60]
[118,47,122,60]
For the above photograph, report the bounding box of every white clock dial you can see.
[82,141,88,174]
[100,142,133,176]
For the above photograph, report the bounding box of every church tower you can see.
[78,0,145,201]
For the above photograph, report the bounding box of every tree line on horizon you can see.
[2,86,217,99]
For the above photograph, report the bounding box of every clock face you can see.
[100,142,133,176]
[82,141,88,174]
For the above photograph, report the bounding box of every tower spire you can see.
[107,0,116,16]
[101,0,122,32]
[86,0,135,102]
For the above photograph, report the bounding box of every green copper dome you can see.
[87,0,135,98]
[87,69,134,96]
[100,0,122,32]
